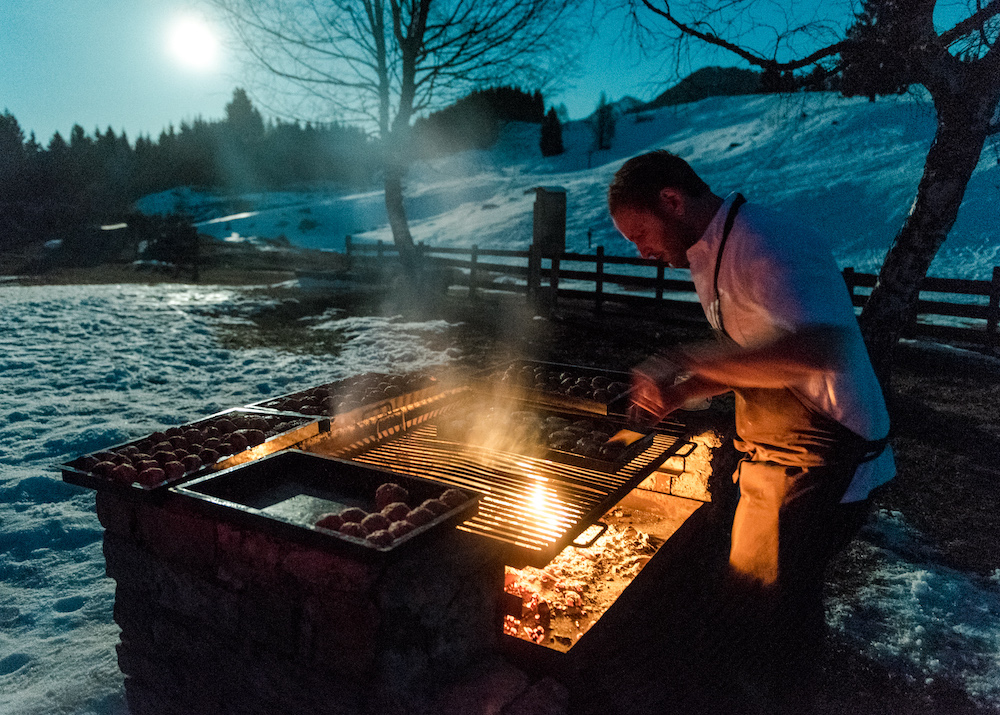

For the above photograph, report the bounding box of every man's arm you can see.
[631,325,849,420]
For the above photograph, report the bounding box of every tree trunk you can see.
[383,162,417,269]
[859,79,1000,388]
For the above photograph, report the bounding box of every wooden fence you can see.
[343,238,1000,354]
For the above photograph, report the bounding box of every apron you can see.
[711,196,886,585]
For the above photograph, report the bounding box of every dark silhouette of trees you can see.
[412,85,546,155]
[540,106,564,156]
[0,88,378,249]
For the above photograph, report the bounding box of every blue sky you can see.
[0,0,805,143]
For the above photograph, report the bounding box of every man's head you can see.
[608,151,720,268]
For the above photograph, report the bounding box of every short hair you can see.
[608,150,711,215]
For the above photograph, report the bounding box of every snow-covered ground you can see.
[5,91,1000,713]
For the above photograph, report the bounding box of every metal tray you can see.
[479,360,633,416]
[170,449,481,558]
[246,372,443,419]
[60,409,324,495]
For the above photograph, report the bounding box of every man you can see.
[608,150,894,709]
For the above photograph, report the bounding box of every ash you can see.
[504,519,660,651]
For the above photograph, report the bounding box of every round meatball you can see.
[381,502,410,522]
[93,461,117,477]
[199,448,220,465]
[163,461,186,481]
[420,498,449,516]
[361,512,391,533]
[375,483,409,511]
[111,463,138,484]
[214,418,236,434]
[366,529,394,547]
[388,520,415,539]
[227,432,248,452]
[165,426,184,438]
[181,454,203,473]
[405,506,435,527]
[439,488,468,509]
[242,429,266,447]
[315,513,343,531]
[339,507,368,524]
[153,450,177,466]
[137,466,165,487]
[339,522,367,539]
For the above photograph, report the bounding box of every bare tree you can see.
[625,0,1000,385]
[209,0,581,271]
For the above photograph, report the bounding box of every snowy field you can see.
[5,91,1000,713]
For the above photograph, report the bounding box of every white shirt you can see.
[686,193,895,502]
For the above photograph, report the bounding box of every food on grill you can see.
[437,407,634,464]
[339,522,366,538]
[315,512,343,531]
[169,435,188,450]
[375,482,409,510]
[256,373,437,416]
[111,463,137,483]
[227,432,249,452]
[420,498,449,516]
[181,454,203,472]
[361,512,391,533]
[163,461,186,481]
[215,418,236,434]
[388,520,415,539]
[242,429,266,447]
[153,450,177,466]
[339,507,368,523]
[405,506,435,527]
[366,529,394,547]
[381,501,410,522]
[439,488,468,509]
[199,448,220,464]
[137,466,165,486]
[92,461,116,477]
[497,364,629,405]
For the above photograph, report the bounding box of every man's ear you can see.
[657,187,684,217]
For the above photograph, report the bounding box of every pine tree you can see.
[539,107,564,156]
[592,92,616,151]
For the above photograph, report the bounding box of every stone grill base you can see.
[96,491,562,715]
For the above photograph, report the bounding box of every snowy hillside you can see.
[140,91,1000,279]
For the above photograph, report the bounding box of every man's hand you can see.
[629,353,683,425]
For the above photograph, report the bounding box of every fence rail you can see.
[343,239,1000,353]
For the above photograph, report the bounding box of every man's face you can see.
[612,203,693,268]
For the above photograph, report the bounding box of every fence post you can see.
[469,245,479,299]
[550,254,561,308]
[595,246,605,314]
[988,266,1000,353]
[842,267,856,303]
[527,244,541,301]
[656,263,665,302]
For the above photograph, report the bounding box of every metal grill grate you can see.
[342,422,687,567]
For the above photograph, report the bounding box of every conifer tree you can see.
[539,107,564,156]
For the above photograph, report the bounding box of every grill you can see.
[307,384,694,568]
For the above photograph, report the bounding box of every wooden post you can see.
[550,254,561,308]
[527,245,541,301]
[988,266,1000,353]
[842,267,856,303]
[595,246,605,314]
[469,245,479,299]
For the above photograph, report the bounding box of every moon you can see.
[167,16,219,71]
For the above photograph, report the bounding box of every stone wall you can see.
[96,491,563,715]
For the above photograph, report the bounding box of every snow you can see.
[5,91,1000,713]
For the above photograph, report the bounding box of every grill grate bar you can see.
[342,424,686,552]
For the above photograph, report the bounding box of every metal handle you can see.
[674,441,697,458]
[570,521,608,548]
